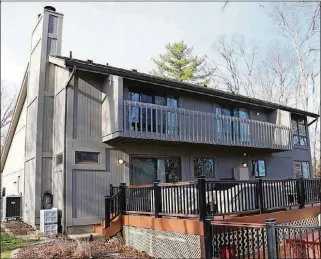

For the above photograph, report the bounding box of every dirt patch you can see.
[16,239,153,259]
[3,221,36,236]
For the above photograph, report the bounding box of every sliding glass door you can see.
[216,106,249,142]
[130,157,181,184]
[128,91,178,134]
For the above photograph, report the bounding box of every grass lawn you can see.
[0,231,39,258]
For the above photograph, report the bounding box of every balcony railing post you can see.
[256,178,265,213]
[153,180,162,218]
[265,218,278,259]
[198,176,207,221]
[104,195,111,229]
[120,182,127,214]
[298,177,305,209]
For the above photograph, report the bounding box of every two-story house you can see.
[1,7,319,232]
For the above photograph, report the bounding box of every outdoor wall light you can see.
[257,112,260,115]
[242,162,248,167]
[243,153,247,156]
[118,159,124,165]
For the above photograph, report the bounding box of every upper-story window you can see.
[291,117,308,146]
[216,106,250,142]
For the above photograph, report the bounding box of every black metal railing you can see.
[158,181,199,217]
[104,184,126,229]
[274,225,321,259]
[304,178,321,205]
[106,177,320,226]
[209,221,267,259]
[126,184,153,215]
[205,219,320,259]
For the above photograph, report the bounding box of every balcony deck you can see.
[104,101,292,150]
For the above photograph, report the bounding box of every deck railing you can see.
[206,220,321,259]
[105,177,320,224]
[123,100,292,150]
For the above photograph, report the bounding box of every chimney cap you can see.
[44,6,56,12]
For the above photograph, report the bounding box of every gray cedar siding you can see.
[65,71,129,226]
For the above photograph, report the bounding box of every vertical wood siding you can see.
[24,158,36,225]
[25,100,38,159]
[41,158,52,194]
[42,96,54,152]
[72,170,110,218]
[53,91,65,155]
[74,74,103,141]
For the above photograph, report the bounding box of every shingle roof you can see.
[56,56,319,118]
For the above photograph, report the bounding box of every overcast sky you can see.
[1,2,283,95]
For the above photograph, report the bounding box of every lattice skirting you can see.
[213,217,319,257]
[123,226,202,258]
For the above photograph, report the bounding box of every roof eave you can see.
[61,57,319,119]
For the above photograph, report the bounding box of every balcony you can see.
[116,101,292,150]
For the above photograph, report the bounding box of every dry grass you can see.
[16,239,153,259]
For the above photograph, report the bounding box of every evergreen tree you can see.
[150,41,212,86]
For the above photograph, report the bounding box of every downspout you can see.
[63,66,76,233]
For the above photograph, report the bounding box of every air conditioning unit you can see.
[1,195,22,221]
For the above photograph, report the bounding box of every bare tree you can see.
[268,2,320,176]
[1,81,17,149]
[212,36,257,95]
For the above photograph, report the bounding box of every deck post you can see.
[104,195,111,229]
[298,177,305,208]
[153,180,162,218]
[256,178,264,213]
[110,184,114,197]
[265,218,277,259]
[198,176,207,221]
[120,183,127,214]
[203,219,213,259]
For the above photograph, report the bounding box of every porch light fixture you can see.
[118,159,124,165]
[243,153,247,156]
[257,112,260,115]
[242,161,248,167]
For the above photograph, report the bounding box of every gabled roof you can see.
[52,56,319,119]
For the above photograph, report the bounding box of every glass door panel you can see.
[130,158,156,185]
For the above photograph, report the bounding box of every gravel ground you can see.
[16,239,153,259]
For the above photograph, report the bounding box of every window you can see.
[194,158,215,178]
[294,161,310,178]
[130,157,181,184]
[252,160,266,177]
[75,151,100,164]
[291,117,308,146]
[56,153,63,165]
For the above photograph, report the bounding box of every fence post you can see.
[256,178,264,214]
[104,195,111,229]
[203,219,213,259]
[299,177,305,208]
[198,176,207,221]
[265,218,277,259]
[120,183,127,214]
[153,180,162,218]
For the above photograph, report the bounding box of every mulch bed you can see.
[16,239,153,259]
[3,221,36,236]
